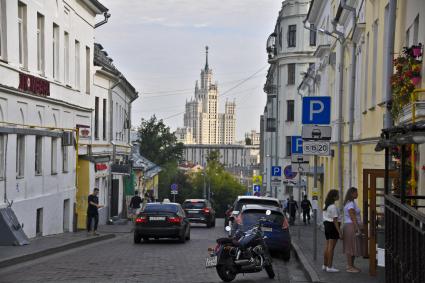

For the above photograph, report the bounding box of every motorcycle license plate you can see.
[262,226,272,232]
[205,256,218,268]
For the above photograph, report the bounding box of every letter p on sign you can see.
[302,97,331,125]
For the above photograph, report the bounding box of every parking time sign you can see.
[302,96,331,125]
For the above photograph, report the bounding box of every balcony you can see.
[264,84,277,98]
[398,98,425,125]
[266,118,276,132]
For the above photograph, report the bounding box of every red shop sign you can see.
[18,73,50,97]
[95,163,108,171]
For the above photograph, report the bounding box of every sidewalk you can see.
[290,222,380,283]
[0,223,131,269]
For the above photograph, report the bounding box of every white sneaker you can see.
[322,265,327,271]
[326,267,340,273]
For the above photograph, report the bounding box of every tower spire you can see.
[205,46,209,70]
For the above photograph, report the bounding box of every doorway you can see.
[36,208,43,236]
[363,169,398,276]
[111,179,119,217]
[63,199,70,232]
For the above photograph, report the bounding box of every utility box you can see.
[0,207,29,246]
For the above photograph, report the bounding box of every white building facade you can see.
[262,0,316,201]
[0,0,108,237]
[178,47,236,145]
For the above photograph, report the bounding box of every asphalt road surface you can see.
[0,219,309,283]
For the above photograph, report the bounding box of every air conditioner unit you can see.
[62,131,74,146]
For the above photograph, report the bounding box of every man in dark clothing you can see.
[129,190,142,221]
[300,195,312,224]
[87,188,103,236]
[288,196,298,225]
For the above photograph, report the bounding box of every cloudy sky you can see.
[95,0,282,140]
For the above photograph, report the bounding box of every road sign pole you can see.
[313,155,318,261]
[173,193,176,203]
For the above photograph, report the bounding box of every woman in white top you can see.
[322,189,342,272]
[343,187,364,273]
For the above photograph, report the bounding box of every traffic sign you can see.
[292,163,309,173]
[303,141,331,156]
[270,179,281,187]
[271,166,282,177]
[253,184,261,193]
[291,154,309,163]
[302,96,331,125]
[283,165,297,179]
[171,190,178,195]
[171,183,178,191]
[291,136,303,154]
[302,125,332,141]
[252,175,262,184]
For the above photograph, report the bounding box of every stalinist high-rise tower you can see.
[176,47,236,145]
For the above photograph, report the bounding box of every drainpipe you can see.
[275,64,279,199]
[341,0,357,189]
[94,12,111,29]
[385,0,397,129]
[332,20,346,208]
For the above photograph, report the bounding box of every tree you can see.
[245,137,252,145]
[137,115,183,165]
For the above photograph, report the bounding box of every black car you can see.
[182,199,216,228]
[134,202,190,243]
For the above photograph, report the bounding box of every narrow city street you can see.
[0,220,308,283]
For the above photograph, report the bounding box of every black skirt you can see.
[324,221,339,240]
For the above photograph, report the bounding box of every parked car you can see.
[182,199,216,228]
[134,202,190,244]
[225,196,283,226]
[231,204,291,261]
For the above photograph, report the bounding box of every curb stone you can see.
[0,233,115,269]
[291,241,322,283]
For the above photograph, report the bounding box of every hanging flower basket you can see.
[391,44,423,121]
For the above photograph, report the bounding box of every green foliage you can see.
[245,137,252,145]
[136,115,184,165]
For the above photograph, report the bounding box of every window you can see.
[53,23,59,79]
[51,138,57,174]
[288,24,296,47]
[37,13,45,73]
[64,32,69,84]
[0,134,4,179]
[286,100,294,121]
[413,15,419,45]
[16,135,25,177]
[310,24,316,46]
[95,96,99,139]
[35,136,42,175]
[18,2,27,67]
[364,32,370,112]
[85,46,90,94]
[75,40,80,89]
[286,136,292,157]
[103,99,107,140]
[62,144,68,173]
[371,21,378,108]
[0,0,5,59]
[287,63,295,85]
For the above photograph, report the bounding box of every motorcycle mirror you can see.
[232,211,239,215]
[266,210,271,216]
[225,226,231,232]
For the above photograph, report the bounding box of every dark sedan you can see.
[182,199,216,228]
[134,203,190,244]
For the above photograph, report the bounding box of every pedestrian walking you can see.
[322,189,342,273]
[287,196,298,225]
[300,195,312,224]
[343,187,365,273]
[283,197,289,216]
[129,190,142,221]
[87,188,103,236]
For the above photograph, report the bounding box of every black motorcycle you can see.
[205,212,275,282]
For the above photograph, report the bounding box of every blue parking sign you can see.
[302,96,331,125]
[291,136,303,154]
[271,166,281,177]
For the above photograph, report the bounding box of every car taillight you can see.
[167,216,182,224]
[203,208,210,214]
[282,217,289,230]
[135,216,147,224]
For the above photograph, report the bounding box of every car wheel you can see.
[281,248,291,261]
[134,233,142,244]
[143,237,149,242]
[179,227,187,243]
[212,218,216,227]
[185,226,191,240]
[206,221,212,228]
